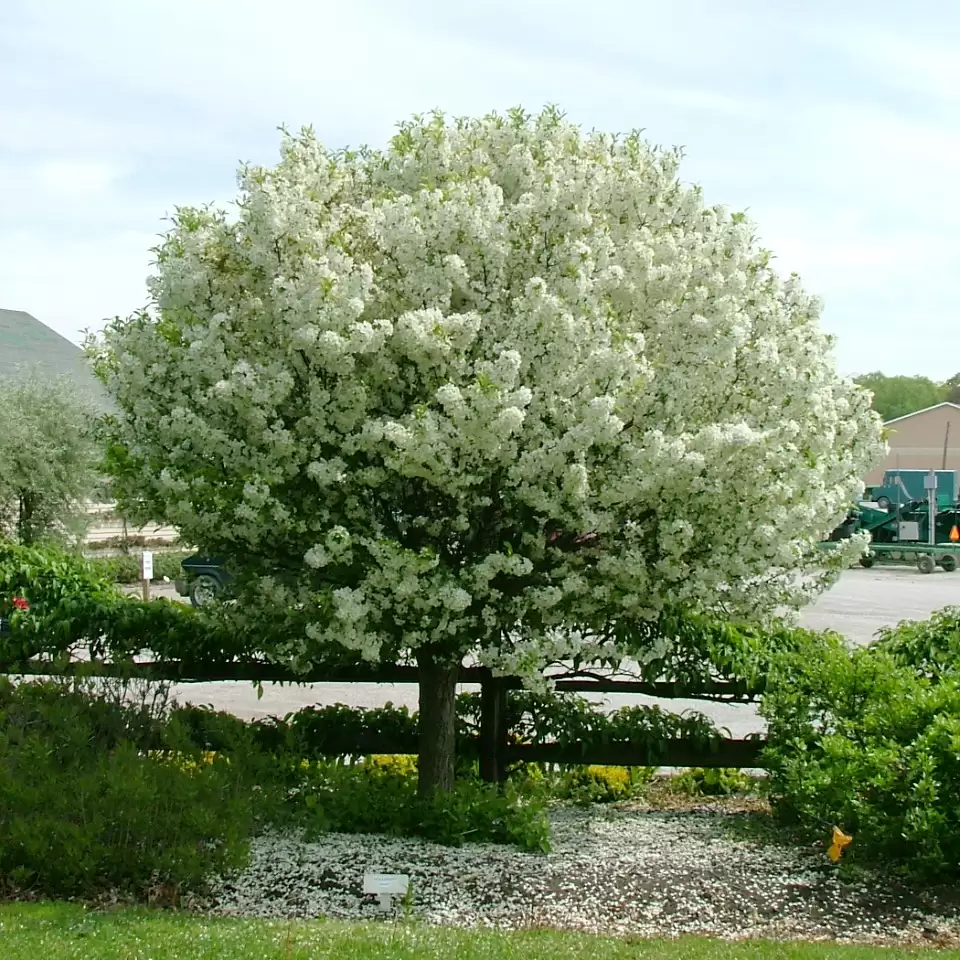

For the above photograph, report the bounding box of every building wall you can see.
[866,404,960,487]
[83,502,180,548]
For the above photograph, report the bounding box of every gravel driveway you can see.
[198,805,960,945]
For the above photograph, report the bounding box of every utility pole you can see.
[925,470,938,546]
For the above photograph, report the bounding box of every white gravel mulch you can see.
[196,807,960,945]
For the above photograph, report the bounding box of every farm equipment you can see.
[866,469,956,511]
[174,554,231,607]
[827,496,960,573]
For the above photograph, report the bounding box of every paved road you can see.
[796,565,958,645]
[155,567,958,736]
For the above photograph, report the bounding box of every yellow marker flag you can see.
[827,826,853,862]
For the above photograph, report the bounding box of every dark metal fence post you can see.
[479,670,509,784]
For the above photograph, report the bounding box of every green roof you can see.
[0,308,109,408]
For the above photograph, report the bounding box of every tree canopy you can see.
[0,373,101,545]
[853,372,951,422]
[91,107,884,791]
[946,374,960,407]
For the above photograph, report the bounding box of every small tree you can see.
[0,373,101,545]
[91,108,884,793]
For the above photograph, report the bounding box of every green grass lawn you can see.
[0,903,954,960]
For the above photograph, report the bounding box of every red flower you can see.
[12,597,29,611]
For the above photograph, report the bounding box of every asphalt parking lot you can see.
[157,567,958,735]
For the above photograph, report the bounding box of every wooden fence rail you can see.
[3,659,760,701]
[506,740,765,768]
[2,657,768,778]
[221,735,766,771]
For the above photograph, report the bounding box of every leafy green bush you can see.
[294,756,551,852]
[171,693,727,773]
[457,689,724,758]
[286,701,421,755]
[606,612,833,695]
[0,540,258,666]
[875,605,960,677]
[0,678,163,751]
[0,539,119,659]
[0,539,375,669]
[671,767,755,797]
[86,551,190,585]
[0,680,556,905]
[0,679,254,899]
[549,765,651,806]
[761,630,960,881]
[169,702,288,757]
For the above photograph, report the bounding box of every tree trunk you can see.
[417,652,459,796]
[17,491,33,545]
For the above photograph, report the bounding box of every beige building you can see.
[866,402,960,487]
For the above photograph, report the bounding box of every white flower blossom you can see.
[304,545,330,569]
[436,585,473,613]
[93,107,884,682]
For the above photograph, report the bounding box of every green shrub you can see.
[875,605,960,677]
[457,689,725,761]
[0,679,254,899]
[177,695,727,778]
[551,765,651,806]
[761,635,960,881]
[671,767,754,797]
[0,539,368,669]
[293,756,551,851]
[286,701,420,756]
[171,703,291,755]
[86,551,190,585]
[0,539,257,665]
[606,612,833,694]
[0,681,555,904]
[0,677,162,751]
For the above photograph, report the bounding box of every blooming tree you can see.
[92,108,884,792]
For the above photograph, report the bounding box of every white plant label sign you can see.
[363,873,409,911]
[140,550,154,581]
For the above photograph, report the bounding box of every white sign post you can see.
[362,873,409,912]
[140,550,154,602]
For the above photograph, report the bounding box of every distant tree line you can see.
[854,372,960,423]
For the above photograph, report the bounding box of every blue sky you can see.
[2,0,958,377]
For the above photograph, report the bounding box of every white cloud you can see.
[31,159,123,198]
[830,29,960,103]
[0,230,155,344]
